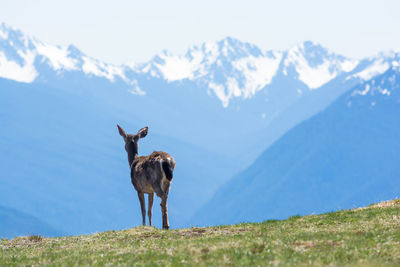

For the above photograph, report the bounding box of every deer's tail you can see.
[162,159,174,181]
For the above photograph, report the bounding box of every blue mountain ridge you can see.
[0,205,63,239]
[191,67,400,226]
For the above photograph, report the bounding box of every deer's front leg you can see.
[148,193,154,227]
[160,196,169,230]
[137,191,146,226]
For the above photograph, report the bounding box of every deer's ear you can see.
[117,124,127,138]
[137,126,148,139]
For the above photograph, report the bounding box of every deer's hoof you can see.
[163,225,170,230]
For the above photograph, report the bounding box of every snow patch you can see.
[156,53,202,81]
[353,59,390,80]
[285,45,358,89]
[128,80,146,95]
[226,77,242,97]
[147,47,215,82]
[82,56,126,81]
[204,41,219,56]
[205,52,282,106]
[340,59,359,72]
[209,82,229,107]
[0,29,7,39]
[232,53,282,98]
[297,59,337,89]
[35,42,78,71]
[353,84,371,96]
[0,50,37,82]
[381,89,391,95]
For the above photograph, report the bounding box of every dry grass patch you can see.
[370,199,400,209]
[292,240,343,250]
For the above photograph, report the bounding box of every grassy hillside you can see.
[1,200,399,266]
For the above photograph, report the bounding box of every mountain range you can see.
[192,65,400,225]
[0,21,399,237]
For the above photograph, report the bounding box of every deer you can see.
[117,125,176,230]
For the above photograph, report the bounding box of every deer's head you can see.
[117,125,148,163]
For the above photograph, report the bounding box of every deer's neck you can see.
[126,142,139,168]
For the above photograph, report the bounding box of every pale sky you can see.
[1,0,400,65]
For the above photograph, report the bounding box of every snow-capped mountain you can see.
[136,38,361,107]
[0,22,143,94]
[136,37,284,107]
[2,21,399,108]
[282,41,358,88]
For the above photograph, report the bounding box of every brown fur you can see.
[117,125,175,229]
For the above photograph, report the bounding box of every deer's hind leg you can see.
[153,183,170,230]
[161,196,170,230]
[148,193,154,226]
[137,191,146,226]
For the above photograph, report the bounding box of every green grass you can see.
[1,200,400,266]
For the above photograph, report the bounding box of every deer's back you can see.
[131,151,175,193]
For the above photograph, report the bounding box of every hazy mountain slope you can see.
[0,77,237,234]
[191,67,400,226]
[0,205,63,239]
